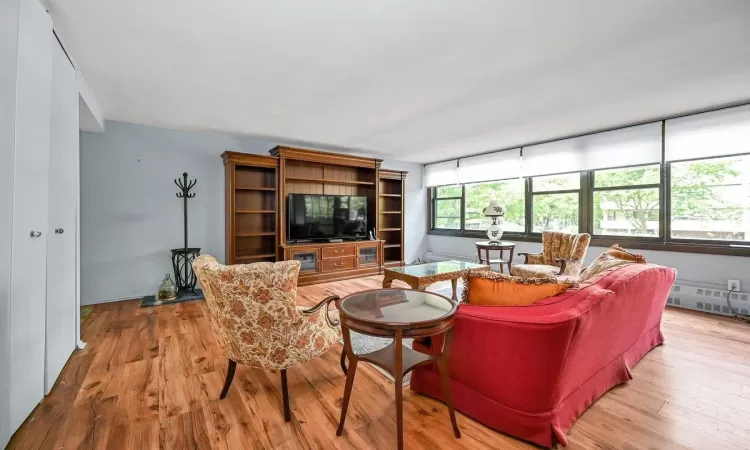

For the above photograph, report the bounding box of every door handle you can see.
[55,228,64,234]
[30,230,42,238]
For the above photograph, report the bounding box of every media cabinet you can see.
[222,147,407,285]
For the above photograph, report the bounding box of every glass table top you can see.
[386,260,487,277]
[339,289,457,325]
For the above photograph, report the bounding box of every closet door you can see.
[45,38,78,394]
[0,0,21,447]
[9,0,52,433]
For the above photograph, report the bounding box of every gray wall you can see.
[80,121,426,305]
[427,235,750,290]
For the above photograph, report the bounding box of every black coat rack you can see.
[171,172,200,295]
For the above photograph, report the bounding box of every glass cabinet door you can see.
[359,246,378,266]
[291,249,318,273]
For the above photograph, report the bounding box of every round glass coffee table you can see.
[335,288,461,450]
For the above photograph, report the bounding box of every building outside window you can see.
[670,155,750,241]
[593,165,660,237]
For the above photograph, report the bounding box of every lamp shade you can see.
[483,201,505,217]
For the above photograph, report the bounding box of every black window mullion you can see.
[581,172,590,235]
[664,163,672,241]
[460,184,466,232]
[525,177,533,233]
[660,120,668,241]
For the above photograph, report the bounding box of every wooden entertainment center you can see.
[222,146,407,285]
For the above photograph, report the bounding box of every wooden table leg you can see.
[485,248,491,268]
[476,246,482,264]
[438,330,461,439]
[394,329,404,450]
[507,246,515,274]
[383,273,393,288]
[450,278,458,300]
[438,355,461,438]
[337,327,358,436]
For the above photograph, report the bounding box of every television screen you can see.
[287,194,368,241]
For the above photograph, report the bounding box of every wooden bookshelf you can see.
[223,147,407,283]
[222,152,279,264]
[379,169,407,267]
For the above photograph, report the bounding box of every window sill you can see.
[428,229,750,256]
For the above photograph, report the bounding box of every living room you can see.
[2,1,750,449]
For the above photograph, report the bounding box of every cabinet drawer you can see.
[322,245,356,259]
[321,257,356,272]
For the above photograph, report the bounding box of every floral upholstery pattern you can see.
[510,264,560,279]
[193,255,340,371]
[511,231,591,279]
[578,245,647,283]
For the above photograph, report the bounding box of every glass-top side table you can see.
[335,289,461,450]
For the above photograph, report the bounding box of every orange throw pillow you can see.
[462,270,574,306]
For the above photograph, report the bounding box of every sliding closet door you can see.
[0,1,21,447]
[45,38,78,394]
[9,0,52,433]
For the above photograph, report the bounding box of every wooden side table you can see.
[475,241,516,273]
[336,289,461,450]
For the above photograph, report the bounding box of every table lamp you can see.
[483,201,505,243]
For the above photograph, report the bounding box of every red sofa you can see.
[410,263,677,447]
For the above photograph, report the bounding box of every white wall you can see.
[427,235,750,290]
[80,121,426,305]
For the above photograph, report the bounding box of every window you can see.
[426,104,750,255]
[593,165,661,237]
[531,173,580,233]
[464,179,525,232]
[670,155,750,241]
[432,186,462,229]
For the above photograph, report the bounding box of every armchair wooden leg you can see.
[281,369,291,422]
[220,359,236,400]
[340,347,348,375]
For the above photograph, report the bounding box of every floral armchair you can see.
[193,255,341,422]
[511,231,591,279]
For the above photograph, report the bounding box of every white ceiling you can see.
[49,0,750,163]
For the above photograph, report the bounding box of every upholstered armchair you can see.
[511,231,591,279]
[193,255,341,422]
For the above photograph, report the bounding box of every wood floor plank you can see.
[8,275,750,450]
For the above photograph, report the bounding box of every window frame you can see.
[665,155,750,246]
[529,172,583,236]
[588,163,663,242]
[431,184,464,231]
[462,178,528,235]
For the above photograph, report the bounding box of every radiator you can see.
[425,251,750,318]
[668,284,750,317]
[424,251,477,264]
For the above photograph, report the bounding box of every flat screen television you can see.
[287,193,368,241]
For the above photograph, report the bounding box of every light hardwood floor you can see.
[8,276,750,450]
